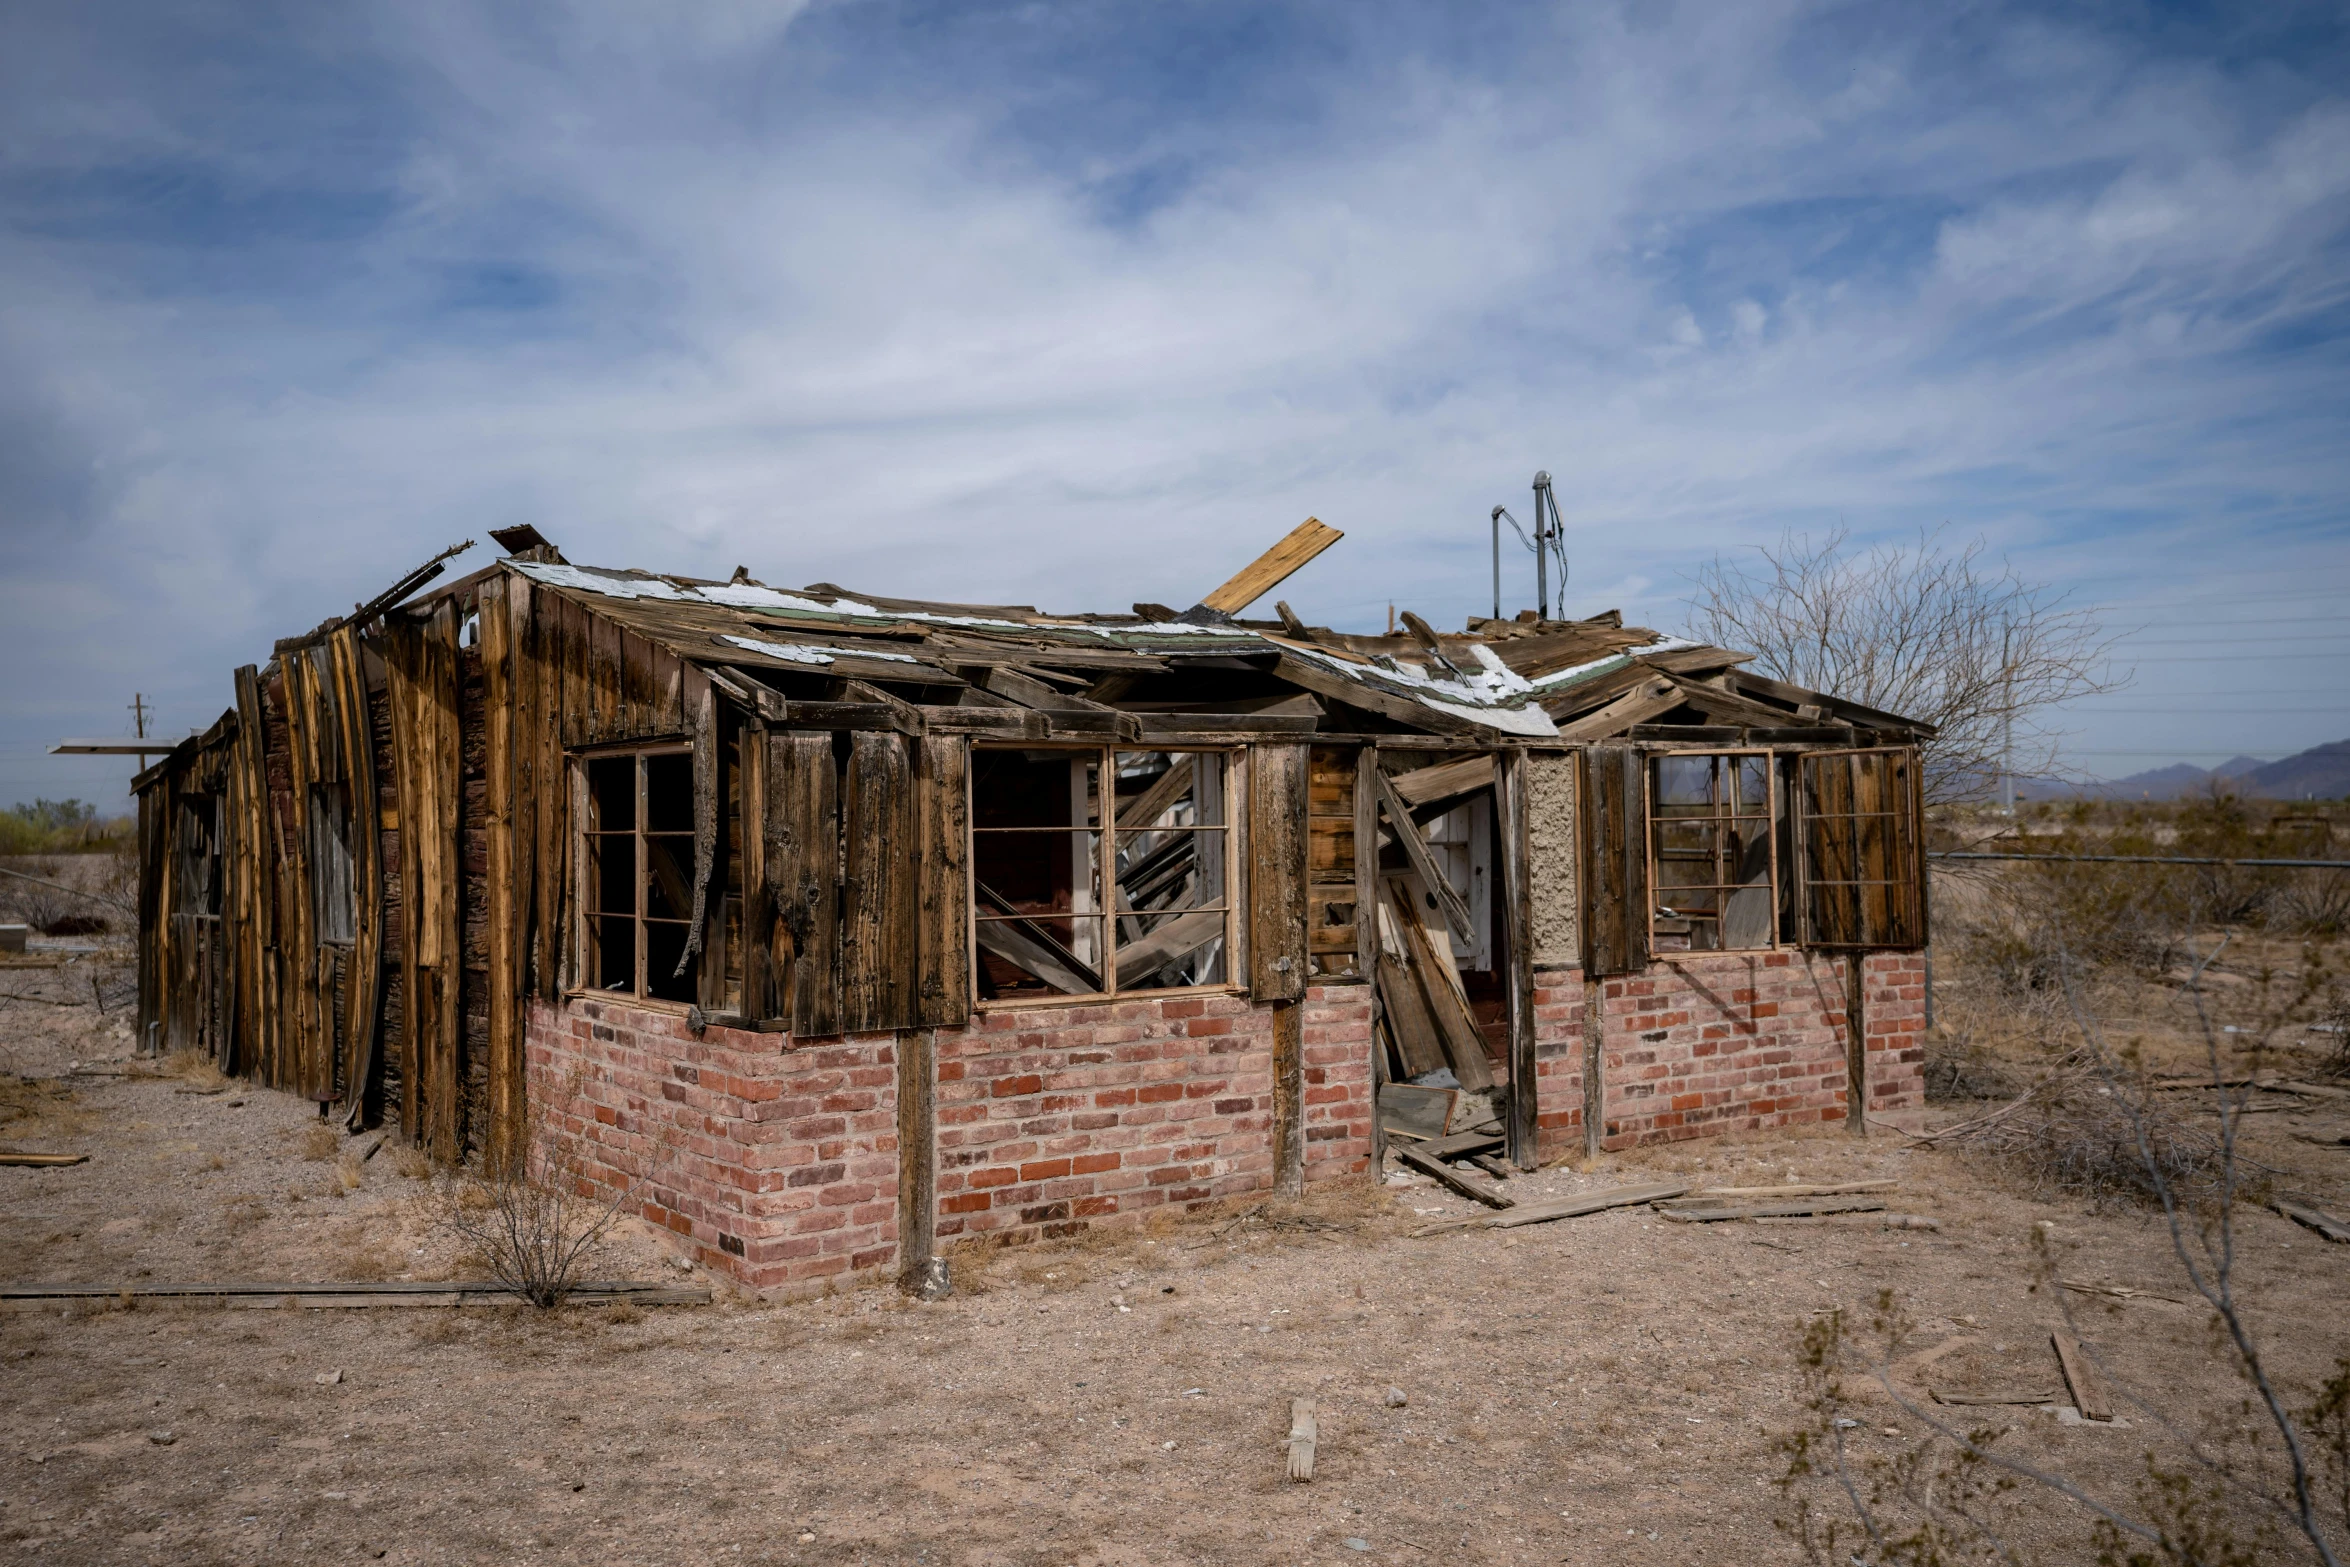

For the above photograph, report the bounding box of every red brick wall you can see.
[931,982,1374,1252]
[526,981,1378,1294]
[525,998,900,1295]
[1529,951,1926,1159]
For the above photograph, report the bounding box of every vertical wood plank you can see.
[1352,746,1378,982]
[840,731,916,1033]
[739,721,772,1018]
[1495,749,1538,1169]
[766,731,840,1036]
[428,600,463,1162]
[587,611,619,744]
[894,1029,937,1290]
[1248,743,1308,1002]
[329,624,385,1130]
[479,576,522,1168]
[1271,998,1304,1197]
[679,672,719,996]
[1844,953,1867,1137]
[1582,972,1605,1159]
[913,734,971,1029]
[1578,745,1648,977]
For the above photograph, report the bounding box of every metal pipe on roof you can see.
[1532,472,1552,619]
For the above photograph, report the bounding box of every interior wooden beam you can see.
[1548,677,1683,743]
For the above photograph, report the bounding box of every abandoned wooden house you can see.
[134,519,1931,1293]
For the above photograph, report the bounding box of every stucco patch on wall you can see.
[1527,752,1579,966]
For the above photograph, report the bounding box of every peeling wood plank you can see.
[1197,518,1344,616]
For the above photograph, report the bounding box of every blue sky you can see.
[4,0,2348,807]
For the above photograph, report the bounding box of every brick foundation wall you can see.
[1529,951,1926,1160]
[932,982,1374,1252]
[527,982,1378,1295]
[525,999,900,1295]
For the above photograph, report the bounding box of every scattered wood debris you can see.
[2051,1332,2113,1421]
[1410,1181,1690,1237]
[2272,1197,2350,1244]
[2061,1279,2184,1305]
[1688,1180,1895,1200]
[1932,1389,2058,1407]
[1391,1145,1513,1209]
[1654,1195,1888,1223]
[0,1151,87,1168]
[1285,1398,1318,1483]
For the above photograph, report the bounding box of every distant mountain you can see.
[2013,739,2350,803]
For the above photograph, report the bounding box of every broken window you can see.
[970,748,1231,1000]
[176,794,222,918]
[308,783,356,944]
[1647,752,1775,952]
[582,748,700,1005]
[1796,747,1925,948]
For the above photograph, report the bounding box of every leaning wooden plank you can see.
[1548,677,1681,742]
[1420,1129,1506,1161]
[974,917,1098,997]
[2050,1331,2113,1421]
[1377,1082,1457,1140]
[2273,1197,2350,1244]
[1389,754,1495,815]
[1655,1195,1887,1222]
[1373,770,1475,947]
[1388,878,1494,1092]
[1198,519,1344,616]
[1391,1144,1514,1209]
[1689,1180,1898,1200]
[0,1152,88,1167]
[1373,948,1447,1081]
[1413,1180,1691,1236]
[1931,1389,2060,1407]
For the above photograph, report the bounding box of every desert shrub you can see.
[433,1148,644,1308]
[1921,1055,2243,1211]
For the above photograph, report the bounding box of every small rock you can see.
[797,1533,816,1544]
[315,1369,344,1385]
[1384,1388,1408,1408]
[1345,1539,1372,1552]
[148,1430,175,1445]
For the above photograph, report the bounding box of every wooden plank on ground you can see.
[1413,1180,1689,1236]
[1391,1144,1513,1209]
[1931,1388,2059,1407]
[2050,1331,2113,1421]
[2273,1197,2350,1244]
[1420,1129,1506,1161]
[1690,1180,1897,1200]
[0,1152,87,1167]
[0,1280,709,1303]
[1655,1195,1887,1222]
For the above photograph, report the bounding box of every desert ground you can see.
[5,927,2349,1567]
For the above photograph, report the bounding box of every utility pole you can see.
[1532,472,1554,620]
[129,693,150,742]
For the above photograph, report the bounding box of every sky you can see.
[4,0,2348,809]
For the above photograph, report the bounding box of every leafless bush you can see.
[1684,528,2125,803]
[1777,940,2349,1564]
[433,1077,665,1308]
[1914,1050,2240,1211]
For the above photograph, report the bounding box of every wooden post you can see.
[1845,953,1868,1136]
[1272,998,1304,1197]
[1495,749,1538,1170]
[895,1029,937,1291]
[1582,974,1605,1160]
[1354,745,1384,1171]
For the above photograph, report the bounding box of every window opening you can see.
[176,794,222,918]
[970,747,1231,1000]
[583,748,699,1004]
[1648,752,1774,952]
[308,783,356,943]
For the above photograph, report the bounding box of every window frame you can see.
[1792,745,1927,950]
[1643,747,1782,954]
[969,743,1242,1008]
[573,743,702,1009]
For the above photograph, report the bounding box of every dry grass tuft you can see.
[157,1048,229,1092]
[0,1075,92,1140]
[299,1124,339,1162]
[392,1144,433,1181]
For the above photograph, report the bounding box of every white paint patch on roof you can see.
[1421,697,1561,737]
[720,635,920,666]
[511,561,692,600]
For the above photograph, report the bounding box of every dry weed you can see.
[392,1144,432,1181]
[0,1075,91,1140]
[299,1124,338,1162]
[599,1300,642,1326]
[410,1314,465,1347]
[157,1048,228,1092]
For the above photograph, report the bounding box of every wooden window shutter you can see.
[761,731,840,1035]
[1577,744,1649,977]
[913,734,972,1029]
[1248,743,1310,1002]
[1797,746,1926,950]
[840,731,919,1032]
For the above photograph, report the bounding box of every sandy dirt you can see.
[6,945,2350,1566]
